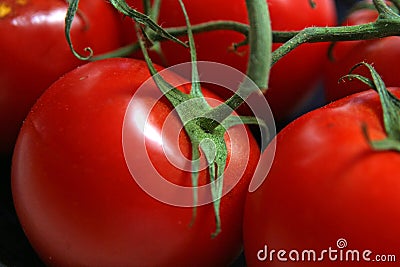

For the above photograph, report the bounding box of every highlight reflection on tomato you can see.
[0,0,126,154]
[12,58,260,267]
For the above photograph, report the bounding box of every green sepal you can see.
[197,131,226,238]
[189,142,201,227]
[222,115,269,150]
[362,124,400,151]
[342,62,400,152]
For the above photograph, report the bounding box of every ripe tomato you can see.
[243,88,400,266]
[124,0,337,120]
[12,58,260,266]
[0,0,127,154]
[324,7,400,102]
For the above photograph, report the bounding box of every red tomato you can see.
[243,88,400,266]
[0,0,127,154]
[124,0,337,120]
[12,58,260,266]
[324,8,400,102]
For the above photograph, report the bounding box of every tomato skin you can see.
[324,8,400,102]
[0,0,126,154]
[125,0,337,120]
[12,58,260,266]
[243,88,400,266]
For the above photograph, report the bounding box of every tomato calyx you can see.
[136,27,225,237]
[341,62,400,151]
[135,0,270,237]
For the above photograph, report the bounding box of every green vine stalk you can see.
[93,0,400,70]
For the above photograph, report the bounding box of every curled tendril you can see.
[65,0,93,60]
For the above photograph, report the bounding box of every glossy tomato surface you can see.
[12,58,260,267]
[324,7,400,102]
[0,0,126,154]
[125,0,337,120]
[243,88,400,266]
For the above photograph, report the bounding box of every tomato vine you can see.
[84,0,400,68]
[134,0,271,236]
[63,0,400,237]
[6,0,400,266]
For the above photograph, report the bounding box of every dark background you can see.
[0,0,362,266]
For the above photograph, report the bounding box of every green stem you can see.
[136,1,232,237]
[150,20,249,39]
[244,0,272,90]
[136,25,189,107]
[149,0,162,22]
[390,0,400,11]
[146,15,400,47]
[90,21,248,60]
[373,0,400,18]
[272,20,400,65]
[143,0,167,65]
[178,0,203,98]
[94,6,400,65]
[199,0,272,132]
[133,0,273,237]
[142,0,151,15]
[272,0,400,65]
[91,43,140,61]
[109,0,187,48]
